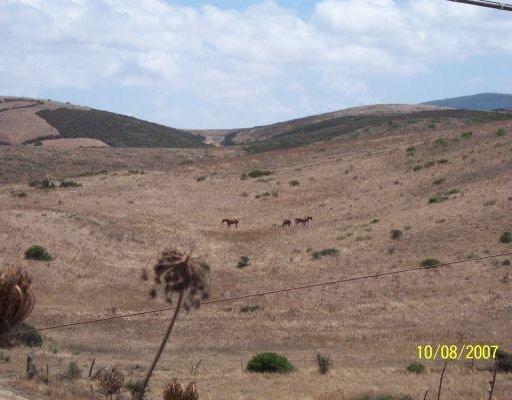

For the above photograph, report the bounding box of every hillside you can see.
[0,116,511,399]
[423,93,512,111]
[0,96,206,148]
[221,105,512,153]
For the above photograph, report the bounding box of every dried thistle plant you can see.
[137,247,210,399]
[0,267,35,346]
[98,366,125,399]
[163,379,198,400]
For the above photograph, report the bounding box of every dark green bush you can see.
[405,146,416,156]
[428,194,448,204]
[65,361,82,380]
[16,322,43,347]
[240,305,261,313]
[419,258,441,268]
[25,245,52,261]
[502,259,511,266]
[315,352,333,374]
[461,131,473,139]
[237,256,251,268]
[413,165,423,171]
[246,352,294,373]
[389,229,402,240]
[500,231,512,244]
[247,170,272,178]
[496,128,506,137]
[496,349,512,372]
[437,158,449,164]
[40,179,56,189]
[423,160,436,168]
[434,137,448,146]
[370,219,380,224]
[406,362,425,374]
[445,188,459,195]
[312,248,339,260]
[59,180,82,188]
[289,180,300,186]
[433,177,445,185]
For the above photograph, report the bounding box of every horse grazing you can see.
[222,218,238,229]
[295,217,308,226]
[282,219,291,227]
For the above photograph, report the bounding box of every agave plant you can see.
[137,248,210,399]
[0,267,35,345]
[163,379,198,400]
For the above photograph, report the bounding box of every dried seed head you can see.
[97,367,125,396]
[150,248,210,310]
[0,267,35,343]
[163,378,184,400]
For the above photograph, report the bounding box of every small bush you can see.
[16,322,43,347]
[247,170,272,178]
[437,158,449,164]
[237,256,251,268]
[502,259,511,266]
[315,352,333,374]
[389,229,402,240]
[433,177,445,185]
[412,165,423,171]
[195,176,207,182]
[370,219,379,224]
[0,352,10,363]
[405,146,416,156]
[59,180,82,188]
[125,379,147,398]
[65,361,82,380]
[445,188,459,195]
[496,349,512,372]
[289,180,300,186]
[25,245,52,261]
[500,231,512,244]
[434,137,448,146]
[40,179,56,189]
[240,305,261,313]
[33,140,43,146]
[406,362,425,374]
[423,160,436,168]
[461,131,473,139]
[12,191,27,197]
[428,194,448,204]
[312,248,340,260]
[496,128,506,137]
[246,352,294,373]
[419,258,441,268]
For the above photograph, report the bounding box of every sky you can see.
[0,0,511,129]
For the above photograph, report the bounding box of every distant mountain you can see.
[0,96,207,148]
[423,93,512,111]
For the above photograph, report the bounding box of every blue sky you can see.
[1,0,511,129]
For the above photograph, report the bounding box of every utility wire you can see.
[447,0,512,11]
[11,251,512,336]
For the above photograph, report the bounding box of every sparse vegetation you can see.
[389,229,402,240]
[11,191,27,197]
[370,219,379,224]
[434,137,448,146]
[496,349,512,372]
[247,352,294,373]
[423,160,436,168]
[352,394,413,400]
[437,158,449,164]
[163,379,199,400]
[16,322,43,347]
[237,256,251,268]
[247,170,272,178]
[461,131,473,139]
[406,362,425,374]
[500,231,512,244]
[445,188,459,195]
[196,175,207,182]
[315,352,333,374]
[433,177,445,185]
[312,248,340,260]
[59,180,82,188]
[289,179,300,186]
[496,128,506,137]
[419,258,441,268]
[98,367,125,398]
[428,194,448,204]
[65,361,82,380]
[502,259,511,266]
[25,245,52,261]
[412,165,423,171]
[240,305,261,313]
[405,146,416,156]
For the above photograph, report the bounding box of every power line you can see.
[11,250,512,336]
[447,0,512,11]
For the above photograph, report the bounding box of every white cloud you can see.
[0,0,510,127]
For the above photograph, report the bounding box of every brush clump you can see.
[0,267,35,346]
[163,379,198,400]
[98,366,125,398]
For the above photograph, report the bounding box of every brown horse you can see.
[222,218,238,228]
[295,217,308,225]
[282,219,291,227]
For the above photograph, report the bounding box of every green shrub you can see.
[433,177,445,185]
[12,191,27,197]
[237,256,251,268]
[500,231,512,244]
[16,322,43,347]
[497,349,512,372]
[423,160,436,168]
[406,362,425,374]
[315,352,333,374]
[405,146,416,156]
[0,352,10,362]
[496,128,506,137]
[412,165,423,171]
[59,180,82,188]
[24,245,52,261]
[240,305,261,313]
[428,194,448,204]
[461,131,473,139]
[196,175,207,182]
[247,170,272,178]
[419,258,441,268]
[389,229,402,240]
[434,137,448,146]
[312,248,339,260]
[50,345,59,354]
[427,123,436,129]
[370,219,379,224]
[437,158,449,164]
[445,188,459,195]
[125,379,147,397]
[502,259,511,266]
[65,361,82,380]
[289,180,300,186]
[246,352,294,373]
[40,179,56,189]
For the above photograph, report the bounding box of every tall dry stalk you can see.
[137,248,210,399]
[0,267,35,345]
[436,361,448,400]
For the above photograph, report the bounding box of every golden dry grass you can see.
[0,119,511,399]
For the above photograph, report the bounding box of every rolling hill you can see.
[0,96,206,148]
[423,92,512,111]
